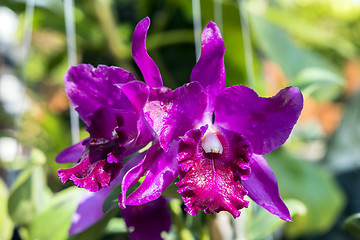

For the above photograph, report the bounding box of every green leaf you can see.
[74,208,119,240]
[247,199,307,240]
[266,149,345,237]
[292,67,344,101]
[102,184,121,214]
[28,187,84,240]
[105,217,127,234]
[265,7,357,58]
[8,164,48,225]
[250,13,338,80]
[326,92,360,172]
[0,178,13,240]
[343,213,360,239]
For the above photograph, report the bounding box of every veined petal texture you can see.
[177,126,252,218]
[144,82,207,151]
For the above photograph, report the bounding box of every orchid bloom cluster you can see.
[56,17,303,238]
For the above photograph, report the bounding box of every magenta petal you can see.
[132,17,163,87]
[214,86,303,155]
[116,80,149,115]
[65,64,136,125]
[119,141,179,208]
[86,107,126,141]
[68,153,144,235]
[242,154,292,222]
[58,149,122,192]
[177,127,252,218]
[56,139,88,163]
[123,197,171,240]
[190,21,225,111]
[144,82,207,151]
[69,190,109,235]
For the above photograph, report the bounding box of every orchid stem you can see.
[192,0,202,62]
[94,0,131,61]
[64,0,80,144]
[238,0,256,89]
[213,0,223,34]
[169,199,195,240]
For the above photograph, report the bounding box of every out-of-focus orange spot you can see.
[263,61,288,96]
[48,89,69,114]
[344,59,360,96]
[32,30,66,55]
[263,60,344,135]
[30,103,44,122]
[299,97,343,135]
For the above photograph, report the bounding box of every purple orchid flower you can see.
[176,22,303,220]
[57,15,302,230]
[56,17,179,238]
[118,18,208,208]
[56,57,155,192]
[120,19,303,221]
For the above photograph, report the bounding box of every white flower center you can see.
[201,132,223,154]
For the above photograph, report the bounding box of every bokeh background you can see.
[1,0,360,239]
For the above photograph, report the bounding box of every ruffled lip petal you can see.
[119,141,179,208]
[58,149,123,192]
[132,17,163,88]
[214,86,303,155]
[122,197,171,240]
[144,82,207,151]
[64,64,137,125]
[68,152,145,235]
[56,139,88,164]
[190,21,225,112]
[242,154,292,222]
[177,126,252,218]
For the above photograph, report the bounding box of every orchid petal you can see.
[242,154,292,222]
[144,82,207,151]
[177,127,251,218]
[64,64,136,125]
[214,86,303,154]
[119,141,179,208]
[123,197,171,240]
[56,139,88,164]
[68,153,144,235]
[190,21,225,112]
[132,17,163,87]
[69,190,109,235]
[116,80,150,115]
[58,148,123,192]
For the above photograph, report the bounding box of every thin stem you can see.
[213,0,223,34]
[94,0,129,61]
[64,0,80,144]
[192,0,202,62]
[16,0,34,135]
[238,0,256,89]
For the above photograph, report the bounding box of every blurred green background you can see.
[1,0,360,239]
